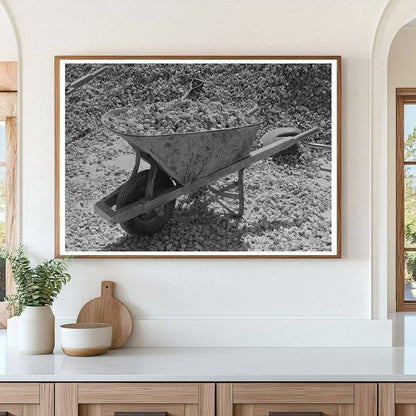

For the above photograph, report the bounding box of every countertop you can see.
[2,329,416,382]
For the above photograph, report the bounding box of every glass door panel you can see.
[404,104,416,161]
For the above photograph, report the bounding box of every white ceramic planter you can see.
[19,306,55,354]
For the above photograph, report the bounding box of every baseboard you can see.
[55,317,392,347]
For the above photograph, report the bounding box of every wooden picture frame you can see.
[55,56,341,258]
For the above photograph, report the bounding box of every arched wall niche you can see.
[0,0,410,334]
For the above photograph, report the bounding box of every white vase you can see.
[19,306,55,354]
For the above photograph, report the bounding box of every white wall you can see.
[387,25,416,312]
[1,0,393,346]
[0,4,16,61]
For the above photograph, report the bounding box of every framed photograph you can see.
[55,56,341,258]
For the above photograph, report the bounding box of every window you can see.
[397,89,416,310]
[0,62,17,327]
[0,121,5,300]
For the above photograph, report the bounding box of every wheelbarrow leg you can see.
[207,168,245,217]
[237,169,245,216]
[145,161,158,200]
[129,151,142,180]
[127,151,158,201]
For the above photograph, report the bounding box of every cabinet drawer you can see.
[78,383,200,404]
[217,383,376,416]
[56,383,215,416]
[0,383,39,404]
[0,383,53,416]
[379,383,416,416]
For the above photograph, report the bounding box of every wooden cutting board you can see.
[76,281,133,349]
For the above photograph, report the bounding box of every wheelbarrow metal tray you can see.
[102,108,262,185]
[94,126,320,226]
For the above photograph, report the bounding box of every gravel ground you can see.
[64,63,334,253]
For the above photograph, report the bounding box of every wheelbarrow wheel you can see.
[116,170,176,236]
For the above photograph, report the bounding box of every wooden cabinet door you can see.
[56,383,215,416]
[379,383,416,416]
[0,383,53,416]
[217,383,377,416]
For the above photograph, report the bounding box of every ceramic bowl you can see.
[60,323,112,356]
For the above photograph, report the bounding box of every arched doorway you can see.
[0,0,18,327]
[371,1,416,319]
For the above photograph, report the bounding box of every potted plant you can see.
[1,246,71,354]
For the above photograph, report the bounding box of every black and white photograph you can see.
[55,57,340,257]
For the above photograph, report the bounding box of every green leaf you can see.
[5,245,71,315]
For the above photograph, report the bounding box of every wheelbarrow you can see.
[94,107,320,236]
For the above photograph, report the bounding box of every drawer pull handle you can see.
[270,413,324,416]
[115,412,167,416]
